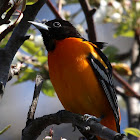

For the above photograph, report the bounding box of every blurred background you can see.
[0,0,139,139]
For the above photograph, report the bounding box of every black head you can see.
[29,19,82,51]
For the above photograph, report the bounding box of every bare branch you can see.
[22,110,128,140]
[131,32,140,71]
[26,75,43,126]
[0,24,15,42]
[46,0,62,19]
[113,70,140,99]
[79,0,97,42]
[127,30,140,139]
[0,0,46,98]
[0,0,10,18]
[0,2,19,26]
[7,62,23,81]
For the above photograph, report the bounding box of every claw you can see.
[114,133,127,140]
[83,114,103,123]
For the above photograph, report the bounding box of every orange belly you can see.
[48,38,117,132]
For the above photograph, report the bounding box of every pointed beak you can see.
[28,21,49,31]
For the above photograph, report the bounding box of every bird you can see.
[29,19,120,139]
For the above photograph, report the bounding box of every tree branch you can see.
[22,110,128,140]
[0,0,45,98]
[26,75,43,126]
[131,32,140,71]
[127,30,140,139]
[79,0,97,42]
[0,0,10,18]
[46,0,62,19]
[113,70,140,99]
[7,62,22,81]
[0,2,19,26]
[21,75,128,140]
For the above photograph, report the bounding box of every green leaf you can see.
[26,0,38,5]
[0,125,11,135]
[0,32,12,48]
[21,40,42,56]
[36,56,47,64]
[114,30,134,38]
[124,128,140,137]
[14,68,37,84]
[114,20,135,38]
[103,46,119,62]
[42,80,55,97]
[65,0,78,4]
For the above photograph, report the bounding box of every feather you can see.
[87,52,120,132]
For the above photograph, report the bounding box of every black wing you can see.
[92,42,108,49]
[87,46,120,132]
[82,38,107,49]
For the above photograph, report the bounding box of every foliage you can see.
[112,62,132,76]
[0,125,11,135]
[103,0,140,38]
[1,0,135,97]
[124,128,140,137]
[103,46,119,62]
[14,31,54,97]
[0,0,139,139]
[0,0,55,97]
[0,32,12,48]
[113,1,140,38]
[42,80,55,97]
[64,0,140,38]
[26,0,39,5]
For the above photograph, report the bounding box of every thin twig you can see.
[113,70,140,99]
[0,2,25,42]
[0,24,15,42]
[0,0,45,97]
[0,0,11,20]
[7,62,22,81]
[26,75,43,126]
[0,2,19,26]
[46,0,62,19]
[79,0,97,42]
[131,32,140,71]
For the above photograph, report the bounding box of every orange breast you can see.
[48,38,117,132]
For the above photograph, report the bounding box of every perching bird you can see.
[29,19,120,139]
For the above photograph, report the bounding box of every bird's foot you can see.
[83,114,103,123]
[114,133,127,140]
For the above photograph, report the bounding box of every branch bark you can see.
[113,70,140,99]
[79,0,97,42]
[22,110,128,140]
[21,76,128,140]
[0,0,45,97]
[26,75,43,126]
[0,0,10,18]
[46,0,62,19]
[127,32,140,140]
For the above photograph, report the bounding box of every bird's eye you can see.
[53,22,61,28]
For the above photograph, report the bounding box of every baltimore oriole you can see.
[29,19,120,139]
